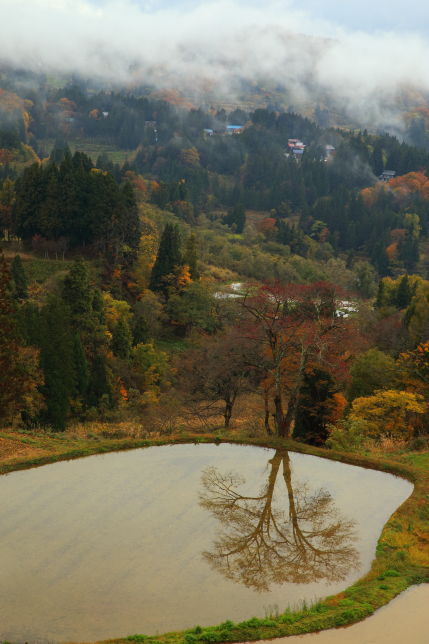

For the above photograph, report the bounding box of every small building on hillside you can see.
[226,125,244,135]
[379,170,396,182]
[292,148,305,158]
[324,144,336,161]
[287,138,306,149]
[286,138,306,159]
[203,128,214,137]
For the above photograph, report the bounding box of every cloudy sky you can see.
[88,0,429,36]
[2,0,429,128]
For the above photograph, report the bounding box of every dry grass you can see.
[0,434,49,462]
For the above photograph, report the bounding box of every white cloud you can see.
[1,0,429,128]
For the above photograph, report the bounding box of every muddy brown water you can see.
[0,444,413,642]
[247,584,429,644]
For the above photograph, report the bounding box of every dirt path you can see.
[243,585,429,644]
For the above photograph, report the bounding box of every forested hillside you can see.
[2,74,429,452]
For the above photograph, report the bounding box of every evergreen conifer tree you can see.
[133,315,150,345]
[183,233,199,280]
[376,279,385,308]
[16,301,41,346]
[11,254,28,299]
[294,369,337,446]
[371,142,384,176]
[62,259,93,321]
[118,182,141,265]
[0,254,42,423]
[112,317,133,359]
[149,223,182,295]
[39,296,75,431]
[73,333,89,398]
[87,354,115,409]
[223,204,246,233]
[92,288,106,324]
[0,254,22,418]
[396,274,412,309]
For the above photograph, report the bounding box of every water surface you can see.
[0,444,413,642]
[251,584,429,644]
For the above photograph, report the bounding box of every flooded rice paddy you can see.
[252,584,429,644]
[0,443,413,642]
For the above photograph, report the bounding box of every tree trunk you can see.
[278,347,308,438]
[274,394,286,436]
[224,400,232,428]
[280,389,299,438]
[264,388,272,435]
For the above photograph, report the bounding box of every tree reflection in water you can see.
[199,450,359,592]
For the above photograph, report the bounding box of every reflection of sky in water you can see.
[0,444,412,642]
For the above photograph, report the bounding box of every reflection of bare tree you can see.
[200,450,359,591]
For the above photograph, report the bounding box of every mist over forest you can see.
[2,0,429,131]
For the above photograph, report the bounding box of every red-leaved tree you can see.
[239,282,359,437]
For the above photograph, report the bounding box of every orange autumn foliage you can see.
[176,264,192,290]
[386,242,398,260]
[0,89,32,134]
[119,381,128,401]
[123,171,148,200]
[326,392,347,425]
[362,171,429,206]
[256,217,277,237]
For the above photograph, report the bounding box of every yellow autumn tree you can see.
[406,281,429,343]
[398,341,429,399]
[101,292,132,330]
[349,389,426,441]
[130,217,159,294]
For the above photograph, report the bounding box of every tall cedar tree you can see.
[133,315,150,345]
[223,204,246,233]
[149,223,182,295]
[39,296,75,431]
[118,182,141,266]
[11,254,28,299]
[112,317,133,359]
[294,368,338,445]
[87,354,115,409]
[73,333,89,399]
[183,233,199,280]
[0,254,41,422]
[62,259,93,324]
[12,155,140,267]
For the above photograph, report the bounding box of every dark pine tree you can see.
[111,317,133,359]
[375,279,386,308]
[183,233,199,280]
[0,254,41,424]
[39,296,76,431]
[73,333,89,399]
[0,254,21,420]
[223,204,246,233]
[62,259,93,325]
[294,369,338,446]
[87,354,115,409]
[396,274,412,309]
[133,315,150,345]
[118,182,141,266]
[11,254,28,299]
[149,223,182,295]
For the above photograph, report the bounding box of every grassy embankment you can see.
[0,424,427,644]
